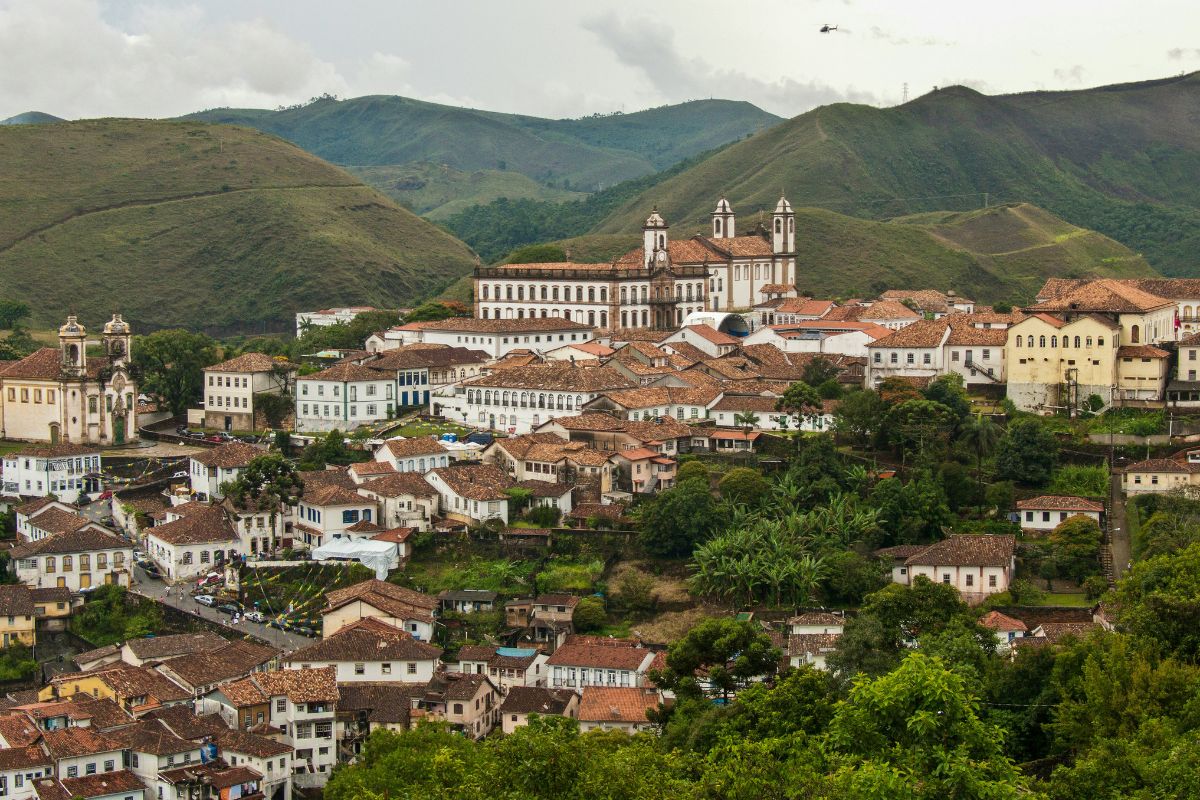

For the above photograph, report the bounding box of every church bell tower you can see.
[58,316,86,378]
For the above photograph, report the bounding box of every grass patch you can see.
[242,562,375,628]
[1031,592,1092,607]
[391,420,473,439]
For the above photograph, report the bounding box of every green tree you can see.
[572,597,606,632]
[1048,515,1104,581]
[651,618,780,701]
[675,460,710,485]
[732,411,761,439]
[253,392,293,429]
[884,398,958,459]
[923,373,971,423]
[0,300,30,330]
[827,576,983,678]
[638,479,718,557]
[825,653,1033,799]
[995,417,1059,486]
[801,356,841,387]
[223,453,304,528]
[133,329,219,416]
[504,243,568,263]
[403,301,458,323]
[959,413,1001,512]
[833,388,885,445]
[1114,543,1200,660]
[776,381,822,419]
[505,487,534,515]
[718,467,772,508]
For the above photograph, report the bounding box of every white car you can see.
[195,594,217,607]
[244,610,267,624]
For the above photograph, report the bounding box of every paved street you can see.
[1109,472,1131,582]
[78,498,112,525]
[129,564,312,652]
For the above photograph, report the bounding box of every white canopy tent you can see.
[311,537,398,579]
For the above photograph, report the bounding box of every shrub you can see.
[572,597,606,632]
[523,505,561,528]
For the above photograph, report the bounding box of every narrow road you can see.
[1109,473,1131,582]
[130,565,310,652]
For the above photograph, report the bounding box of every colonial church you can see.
[473,196,797,330]
[0,314,138,444]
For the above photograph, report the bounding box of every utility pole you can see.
[983,192,989,208]
[902,83,909,103]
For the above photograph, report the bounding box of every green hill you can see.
[0,111,65,125]
[591,72,1200,277]
[184,96,779,192]
[344,162,586,220]
[0,119,478,334]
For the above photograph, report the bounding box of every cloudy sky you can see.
[2,0,1197,121]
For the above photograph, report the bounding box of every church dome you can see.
[774,195,793,214]
[103,313,130,334]
[714,197,733,213]
[643,207,667,228]
[58,315,85,336]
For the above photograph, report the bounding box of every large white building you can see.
[295,362,395,433]
[0,315,137,445]
[384,317,598,360]
[202,352,296,432]
[1,443,102,504]
[473,197,797,330]
[295,306,383,336]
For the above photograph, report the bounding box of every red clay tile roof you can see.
[429,464,513,501]
[381,437,449,459]
[304,482,370,506]
[7,443,99,459]
[500,686,576,716]
[0,745,50,771]
[161,640,278,689]
[577,687,658,724]
[787,633,841,659]
[42,727,124,759]
[1016,495,1104,512]
[1118,345,1169,358]
[0,585,35,617]
[1025,278,1173,314]
[709,394,779,413]
[222,666,339,705]
[298,361,389,383]
[404,316,592,333]
[147,504,238,546]
[600,386,720,408]
[546,642,653,671]
[192,442,265,469]
[214,728,292,758]
[787,612,845,627]
[324,579,437,622]
[867,318,951,348]
[905,534,1016,568]
[678,325,739,346]
[204,352,294,373]
[125,632,228,661]
[1123,458,1200,474]
[59,770,146,799]
[25,507,95,535]
[287,617,442,663]
[10,525,129,559]
[979,611,1028,632]
[465,364,635,392]
[359,472,436,498]
[860,300,922,320]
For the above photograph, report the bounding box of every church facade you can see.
[0,315,138,445]
[473,197,797,331]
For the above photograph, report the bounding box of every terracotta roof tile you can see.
[499,686,575,716]
[298,361,389,383]
[1016,495,1104,512]
[125,632,228,660]
[465,364,635,392]
[1026,278,1173,314]
[41,727,124,759]
[191,442,266,469]
[860,300,922,320]
[867,318,951,349]
[979,611,1028,632]
[381,437,449,458]
[10,525,128,559]
[905,534,1016,568]
[545,642,652,671]
[787,633,841,658]
[359,472,436,498]
[577,687,658,724]
[286,618,441,663]
[324,579,437,623]
[147,505,238,546]
[1118,345,1169,358]
[404,316,592,333]
[430,464,513,501]
[204,353,294,373]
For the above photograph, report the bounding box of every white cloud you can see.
[581,12,877,117]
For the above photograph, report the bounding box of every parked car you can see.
[195,594,217,607]
[171,471,188,479]
[196,572,222,588]
[294,626,317,638]
[204,435,223,443]
[267,618,287,630]
[216,603,241,616]
[97,490,113,501]
[244,610,267,624]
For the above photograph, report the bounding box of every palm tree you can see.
[960,413,1001,514]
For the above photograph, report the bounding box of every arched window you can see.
[1074,336,1081,347]
[1051,336,1057,347]
[588,287,595,303]
[484,391,492,405]
[506,285,513,300]
[1087,337,1094,347]
[538,394,546,409]
[621,287,627,303]
[600,311,608,327]
[775,218,782,233]
[641,287,648,303]
[564,310,571,320]
[714,219,722,235]
[566,395,574,410]
[576,287,584,302]
[541,309,547,318]
[588,310,596,326]
[45,557,55,574]
[576,395,583,409]
[482,285,489,300]
[517,285,525,301]
[1131,325,1140,343]
[552,286,559,300]
[1016,335,1023,347]
[621,311,628,327]
[520,392,528,408]
[600,287,607,303]
[517,309,524,319]
[557,395,564,410]
[658,234,665,247]
[1039,336,1046,347]
[540,286,547,300]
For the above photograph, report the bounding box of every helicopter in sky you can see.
[820,24,838,33]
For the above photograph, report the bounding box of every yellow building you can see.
[0,315,137,445]
[0,585,37,647]
[1008,279,1177,413]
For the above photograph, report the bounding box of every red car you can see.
[97,490,113,501]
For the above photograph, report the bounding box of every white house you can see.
[293,483,381,549]
[786,611,845,671]
[499,687,578,735]
[212,729,293,800]
[11,527,132,592]
[449,363,635,435]
[295,363,395,433]
[425,464,512,526]
[456,645,548,691]
[978,610,1029,652]
[202,667,338,790]
[1015,495,1104,531]
[865,319,951,387]
[321,579,438,642]
[893,535,1016,603]
[296,306,383,336]
[188,442,266,501]
[387,317,597,359]
[40,728,127,787]
[143,504,239,582]
[661,324,740,358]
[373,438,451,473]
[545,640,657,689]
[118,719,202,800]
[742,321,890,358]
[356,472,438,532]
[202,352,296,433]
[285,617,442,683]
[0,745,52,800]
[1,443,102,504]
[576,687,659,734]
[360,346,490,407]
